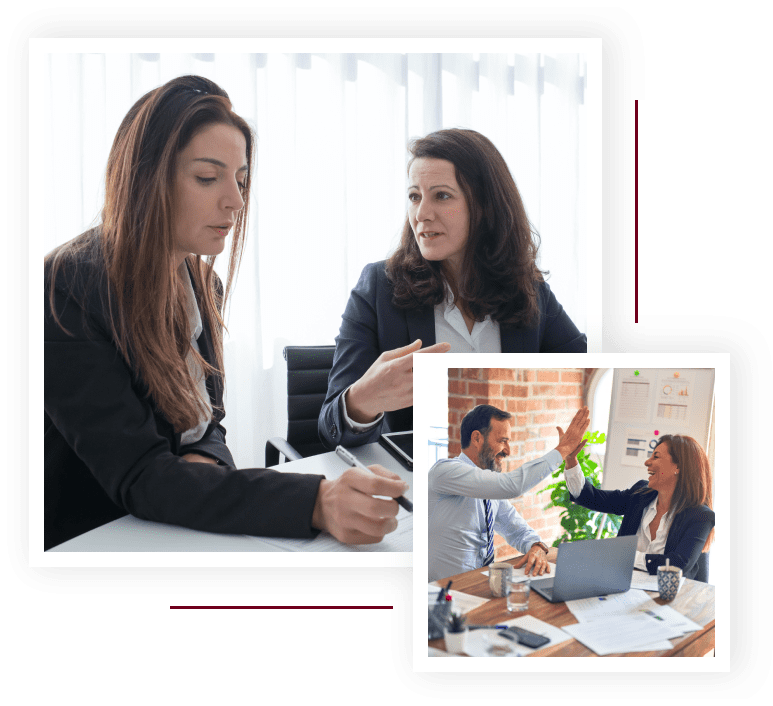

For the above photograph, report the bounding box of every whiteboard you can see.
[601,368,715,491]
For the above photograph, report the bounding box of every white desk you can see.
[47,443,412,553]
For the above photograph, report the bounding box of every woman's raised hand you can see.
[344,339,451,423]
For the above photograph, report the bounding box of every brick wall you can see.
[447,368,594,559]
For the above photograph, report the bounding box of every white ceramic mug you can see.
[488,562,513,597]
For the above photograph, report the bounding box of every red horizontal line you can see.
[169,605,394,610]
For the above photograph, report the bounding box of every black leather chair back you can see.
[283,345,335,459]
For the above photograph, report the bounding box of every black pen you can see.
[335,446,413,512]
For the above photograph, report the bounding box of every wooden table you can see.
[429,553,715,657]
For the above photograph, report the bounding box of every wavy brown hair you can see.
[46,75,254,433]
[649,435,715,552]
[386,128,546,327]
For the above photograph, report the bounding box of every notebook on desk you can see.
[530,535,638,603]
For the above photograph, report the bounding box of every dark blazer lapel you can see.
[662,507,688,554]
[406,307,436,347]
[625,495,649,536]
[617,485,655,536]
[500,325,530,353]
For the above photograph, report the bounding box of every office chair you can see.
[265,345,335,467]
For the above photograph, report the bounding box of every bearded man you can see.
[428,403,589,583]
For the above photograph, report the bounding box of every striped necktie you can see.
[482,499,495,566]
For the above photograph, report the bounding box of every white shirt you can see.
[342,286,501,431]
[564,464,673,571]
[179,265,213,445]
[433,287,502,353]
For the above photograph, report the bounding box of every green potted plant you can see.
[538,431,623,545]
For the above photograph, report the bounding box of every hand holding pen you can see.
[310,448,411,545]
[335,446,413,512]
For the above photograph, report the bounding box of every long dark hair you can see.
[386,128,546,327]
[644,435,715,552]
[46,75,254,433]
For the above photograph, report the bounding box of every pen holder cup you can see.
[444,627,469,655]
[488,563,513,598]
[657,564,682,601]
[428,591,451,640]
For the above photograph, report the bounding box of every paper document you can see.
[462,615,573,657]
[563,588,702,655]
[563,614,676,656]
[567,588,697,634]
[566,589,654,622]
[428,584,490,615]
[252,512,412,552]
[636,604,702,638]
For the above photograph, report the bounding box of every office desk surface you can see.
[48,443,412,553]
[429,555,715,657]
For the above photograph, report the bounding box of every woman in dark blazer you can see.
[44,75,407,550]
[563,434,715,581]
[319,128,586,449]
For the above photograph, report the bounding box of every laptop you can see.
[529,535,638,603]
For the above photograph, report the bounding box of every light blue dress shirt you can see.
[428,449,562,582]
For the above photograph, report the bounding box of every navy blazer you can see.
[318,261,587,449]
[572,479,714,580]
[44,235,324,550]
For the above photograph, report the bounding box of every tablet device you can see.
[378,430,413,471]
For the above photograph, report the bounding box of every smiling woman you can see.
[563,434,715,581]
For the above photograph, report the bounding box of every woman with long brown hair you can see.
[319,128,586,449]
[562,434,715,581]
[44,75,407,550]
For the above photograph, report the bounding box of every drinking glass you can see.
[506,578,530,612]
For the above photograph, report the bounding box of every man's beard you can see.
[480,439,506,472]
